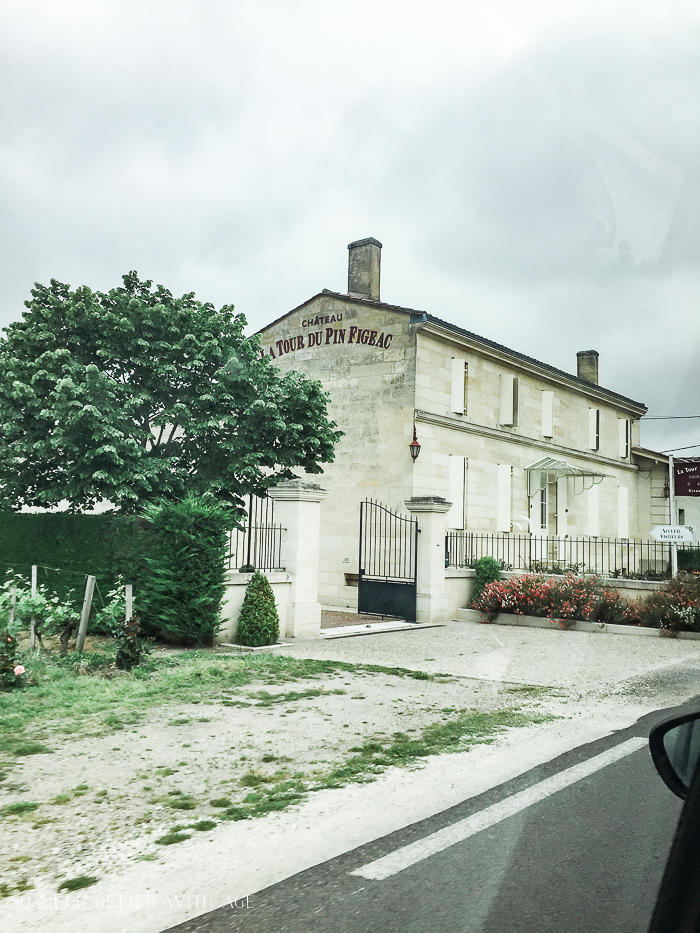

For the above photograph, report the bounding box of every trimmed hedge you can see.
[0,510,146,609]
[678,549,700,573]
[0,500,231,646]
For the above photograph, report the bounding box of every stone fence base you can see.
[454,607,700,640]
[446,567,671,621]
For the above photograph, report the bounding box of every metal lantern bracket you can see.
[409,425,421,462]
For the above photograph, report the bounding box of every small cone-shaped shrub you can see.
[236,571,280,647]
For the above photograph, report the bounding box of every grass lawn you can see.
[0,642,557,898]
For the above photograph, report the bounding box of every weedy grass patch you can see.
[248,687,347,708]
[0,878,33,898]
[155,831,190,846]
[1,800,39,817]
[190,820,217,831]
[0,650,454,779]
[196,706,557,826]
[315,707,556,790]
[58,875,99,892]
[210,796,233,808]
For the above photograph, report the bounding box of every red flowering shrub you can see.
[624,573,700,633]
[474,573,628,626]
[0,631,27,691]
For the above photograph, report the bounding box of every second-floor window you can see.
[499,374,519,427]
[542,391,554,438]
[618,418,630,458]
[589,408,600,451]
[450,359,468,415]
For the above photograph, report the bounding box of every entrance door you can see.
[358,500,418,622]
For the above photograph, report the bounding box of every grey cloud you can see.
[0,2,697,454]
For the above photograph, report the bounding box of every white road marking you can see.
[350,736,647,881]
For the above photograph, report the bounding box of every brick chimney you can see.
[348,237,382,300]
[576,350,599,385]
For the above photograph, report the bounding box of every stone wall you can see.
[259,296,419,608]
[413,326,647,540]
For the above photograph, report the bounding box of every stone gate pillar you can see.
[269,479,328,638]
[404,496,452,624]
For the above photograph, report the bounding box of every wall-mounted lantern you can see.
[663,476,670,499]
[409,425,421,463]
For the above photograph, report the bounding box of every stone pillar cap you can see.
[404,496,453,513]
[268,479,328,502]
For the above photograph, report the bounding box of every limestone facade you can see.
[258,241,661,608]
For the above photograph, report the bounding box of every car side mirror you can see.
[649,712,700,800]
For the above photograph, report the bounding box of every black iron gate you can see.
[358,499,419,622]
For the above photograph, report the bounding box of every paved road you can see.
[165,701,697,933]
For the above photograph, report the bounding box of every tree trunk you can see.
[59,621,78,657]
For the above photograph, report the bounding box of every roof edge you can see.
[256,290,647,412]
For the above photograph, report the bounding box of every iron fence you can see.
[445,531,700,579]
[227,494,285,572]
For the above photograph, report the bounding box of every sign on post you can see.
[650,525,695,543]
[674,459,700,497]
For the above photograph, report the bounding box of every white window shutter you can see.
[499,374,514,425]
[588,409,598,450]
[447,456,466,528]
[496,464,511,532]
[542,391,553,437]
[450,359,465,414]
[617,486,629,538]
[556,477,568,537]
[618,419,629,458]
[587,484,600,536]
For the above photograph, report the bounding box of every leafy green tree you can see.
[0,273,341,517]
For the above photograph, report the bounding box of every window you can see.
[589,409,600,451]
[679,508,686,525]
[542,391,554,437]
[496,464,512,532]
[450,359,468,415]
[447,456,466,528]
[618,419,630,458]
[499,374,518,426]
[539,484,548,532]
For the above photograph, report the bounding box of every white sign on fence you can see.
[650,525,695,543]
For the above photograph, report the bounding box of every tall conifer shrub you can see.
[137,495,230,646]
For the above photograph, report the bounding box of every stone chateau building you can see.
[258,238,671,609]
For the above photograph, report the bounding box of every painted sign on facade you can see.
[675,458,700,497]
[263,324,394,359]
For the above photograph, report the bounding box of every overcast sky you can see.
[1,0,698,454]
